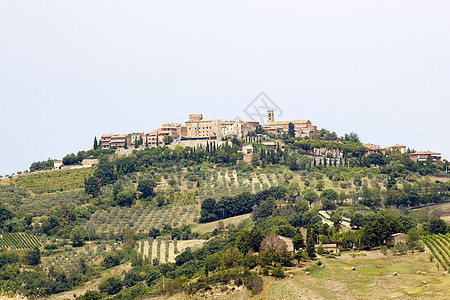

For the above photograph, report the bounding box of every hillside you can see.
[0,140,448,299]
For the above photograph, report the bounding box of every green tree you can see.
[303,189,319,207]
[272,265,285,278]
[306,236,316,259]
[252,199,276,220]
[137,179,157,199]
[286,181,301,200]
[406,228,420,253]
[288,122,295,138]
[344,132,360,143]
[321,189,338,201]
[330,211,342,229]
[115,190,135,207]
[276,225,296,238]
[285,153,299,170]
[102,253,121,268]
[123,269,145,288]
[94,157,117,185]
[99,275,122,295]
[223,247,244,268]
[249,227,265,252]
[26,247,41,265]
[77,290,105,300]
[93,136,98,150]
[315,180,325,191]
[321,198,337,210]
[317,244,325,255]
[426,218,447,234]
[145,267,162,286]
[236,229,251,254]
[115,156,137,175]
[85,176,100,197]
[70,226,87,247]
[293,233,305,250]
[293,249,308,263]
[0,206,13,227]
[163,135,173,145]
[394,242,408,255]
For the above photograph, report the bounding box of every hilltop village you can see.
[98,110,441,166]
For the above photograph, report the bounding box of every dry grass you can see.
[267,250,450,299]
[192,213,251,234]
[138,239,205,263]
[415,202,450,221]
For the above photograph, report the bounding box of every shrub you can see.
[102,253,121,268]
[99,275,123,295]
[244,254,258,269]
[394,242,408,255]
[64,245,73,252]
[247,275,263,295]
[272,265,285,278]
[317,245,325,255]
[77,290,105,300]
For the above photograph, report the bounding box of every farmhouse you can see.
[390,233,407,245]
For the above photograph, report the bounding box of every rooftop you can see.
[411,151,441,155]
[390,144,406,148]
[265,120,310,125]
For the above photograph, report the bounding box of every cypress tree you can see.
[93,136,98,150]
[156,132,159,147]
[306,227,316,259]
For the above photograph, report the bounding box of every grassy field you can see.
[265,250,449,300]
[13,167,94,194]
[414,202,450,223]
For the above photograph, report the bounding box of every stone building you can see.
[262,110,317,138]
[390,233,407,245]
[159,123,183,140]
[100,134,132,149]
[182,114,260,140]
[410,151,441,163]
[144,131,167,147]
[389,144,407,154]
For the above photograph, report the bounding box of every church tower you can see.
[267,110,274,123]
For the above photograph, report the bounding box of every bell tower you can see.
[267,110,274,123]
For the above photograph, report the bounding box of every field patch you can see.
[0,232,41,249]
[192,213,251,233]
[14,167,94,194]
[267,250,450,299]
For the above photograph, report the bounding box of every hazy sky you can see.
[1,1,449,175]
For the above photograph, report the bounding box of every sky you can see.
[0,1,449,175]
